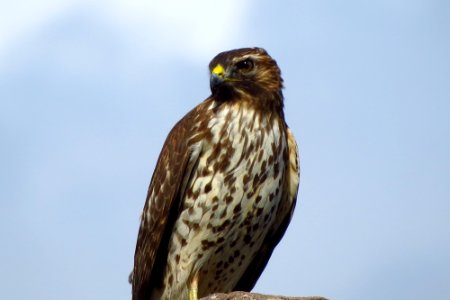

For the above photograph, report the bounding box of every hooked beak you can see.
[210,64,225,92]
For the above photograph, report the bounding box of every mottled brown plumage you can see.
[131,47,300,300]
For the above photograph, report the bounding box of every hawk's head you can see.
[209,47,283,108]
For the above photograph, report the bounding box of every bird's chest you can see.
[184,106,286,226]
[167,106,288,293]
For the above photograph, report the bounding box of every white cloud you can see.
[104,0,253,61]
[0,0,253,64]
[0,0,75,59]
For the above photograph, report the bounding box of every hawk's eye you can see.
[236,59,254,72]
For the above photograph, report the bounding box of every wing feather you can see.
[131,108,203,300]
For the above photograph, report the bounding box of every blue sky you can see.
[1,1,449,299]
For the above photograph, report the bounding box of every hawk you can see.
[131,47,300,300]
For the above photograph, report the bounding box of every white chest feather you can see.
[159,103,288,299]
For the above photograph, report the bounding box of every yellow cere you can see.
[212,64,225,77]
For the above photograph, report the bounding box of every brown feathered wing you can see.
[132,108,201,300]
